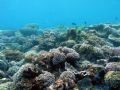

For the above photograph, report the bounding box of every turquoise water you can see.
[0,1,120,90]
[0,0,120,29]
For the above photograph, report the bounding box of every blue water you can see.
[0,0,120,29]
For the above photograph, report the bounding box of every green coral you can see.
[105,71,120,88]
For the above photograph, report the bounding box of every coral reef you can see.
[0,23,120,89]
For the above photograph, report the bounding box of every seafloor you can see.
[0,23,120,90]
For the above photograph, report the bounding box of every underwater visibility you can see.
[0,0,120,90]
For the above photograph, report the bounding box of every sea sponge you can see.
[105,71,120,89]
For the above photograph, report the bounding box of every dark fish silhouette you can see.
[71,22,77,25]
